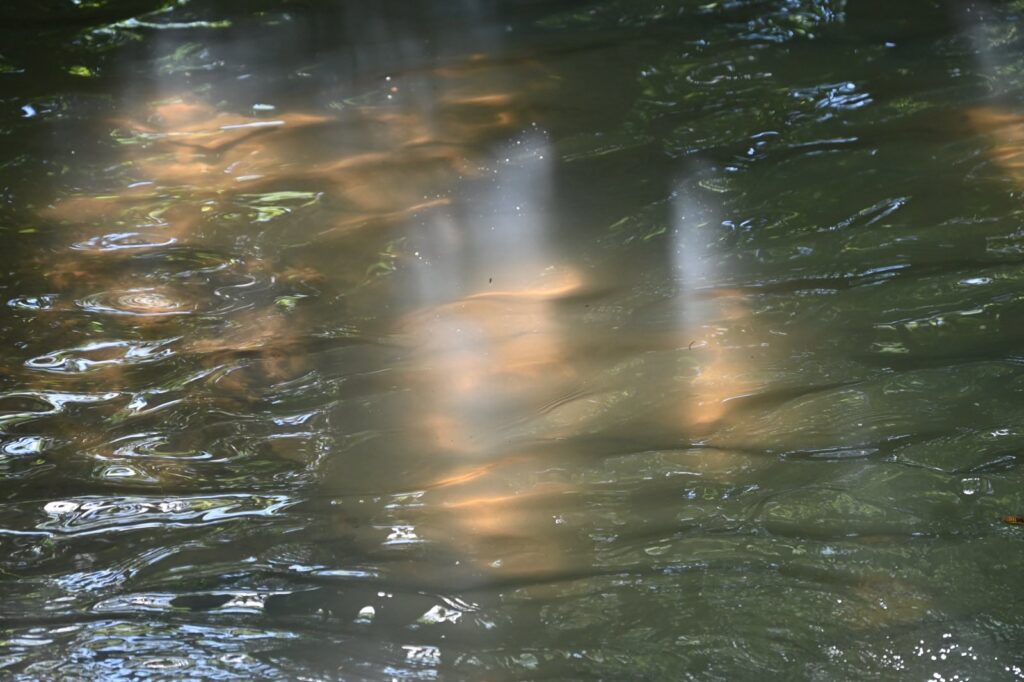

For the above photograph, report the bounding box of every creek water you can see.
[2,0,1024,679]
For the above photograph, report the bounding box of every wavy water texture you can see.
[3,0,1024,680]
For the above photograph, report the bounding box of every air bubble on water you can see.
[44,500,78,515]
[418,605,462,625]
[960,477,990,496]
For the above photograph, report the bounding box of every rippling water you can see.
[4,0,1024,679]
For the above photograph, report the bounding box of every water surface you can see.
[3,0,1024,679]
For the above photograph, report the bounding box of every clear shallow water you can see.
[3,0,1024,679]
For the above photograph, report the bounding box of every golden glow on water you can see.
[684,296,754,428]
[967,106,1024,178]
[24,41,595,584]
[33,70,777,581]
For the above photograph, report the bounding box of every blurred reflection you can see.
[671,178,754,430]
[34,49,553,379]
[27,0,579,600]
[966,105,1024,182]
[959,1,1024,184]
[392,131,583,579]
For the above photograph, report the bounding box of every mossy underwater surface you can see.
[3,0,1024,679]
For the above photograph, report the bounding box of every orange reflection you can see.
[30,44,570,573]
[966,106,1024,177]
[672,185,758,431]
[385,124,583,578]
[684,292,753,428]
[402,266,581,457]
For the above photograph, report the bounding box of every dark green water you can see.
[3,0,1024,679]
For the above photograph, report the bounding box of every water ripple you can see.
[76,288,191,317]
[8,294,57,311]
[0,391,121,428]
[71,231,178,252]
[18,493,296,536]
[26,338,178,373]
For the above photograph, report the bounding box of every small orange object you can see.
[1002,515,1024,525]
